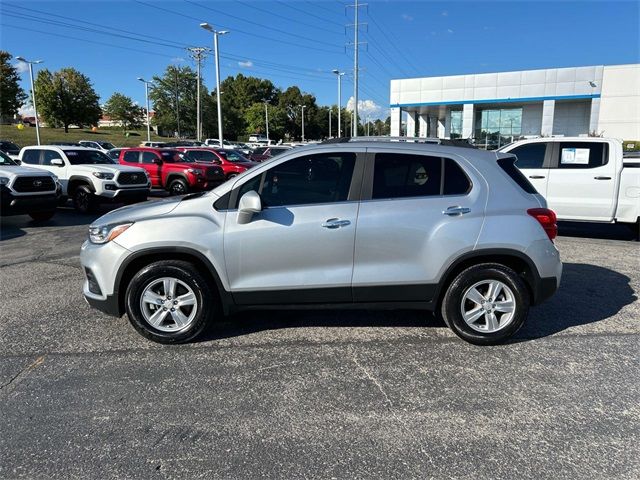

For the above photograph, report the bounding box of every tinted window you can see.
[243,152,356,207]
[497,157,537,194]
[42,150,62,166]
[124,151,140,163]
[0,151,17,165]
[510,143,546,169]
[141,152,158,164]
[186,150,218,162]
[443,159,472,195]
[160,150,191,162]
[556,142,607,169]
[21,150,41,165]
[373,153,442,199]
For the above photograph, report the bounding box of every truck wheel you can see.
[73,185,96,213]
[28,211,56,222]
[440,263,530,345]
[124,260,215,343]
[168,178,188,196]
[626,218,640,241]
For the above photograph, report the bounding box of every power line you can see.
[367,12,421,76]
[276,0,346,28]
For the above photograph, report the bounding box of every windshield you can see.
[98,142,116,150]
[0,151,18,165]
[0,141,20,153]
[160,150,194,163]
[223,150,250,162]
[65,150,115,165]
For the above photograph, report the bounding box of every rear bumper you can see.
[0,189,58,215]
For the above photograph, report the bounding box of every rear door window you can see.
[555,142,607,169]
[372,153,444,199]
[123,151,140,163]
[140,152,158,164]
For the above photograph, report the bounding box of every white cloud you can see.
[19,105,35,117]
[238,60,253,68]
[401,14,413,21]
[14,62,29,74]
[441,10,448,16]
[447,29,454,34]
[171,57,186,63]
[345,97,388,120]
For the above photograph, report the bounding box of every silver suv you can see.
[80,140,562,345]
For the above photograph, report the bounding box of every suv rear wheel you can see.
[125,260,214,343]
[440,263,530,345]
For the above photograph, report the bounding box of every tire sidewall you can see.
[73,185,94,213]
[168,179,188,196]
[125,261,211,343]
[442,264,530,345]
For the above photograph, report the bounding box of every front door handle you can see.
[529,175,546,179]
[443,206,471,216]
[322,218,351,229]
[594,176,611,180]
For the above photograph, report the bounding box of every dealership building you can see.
[389,64,640,143]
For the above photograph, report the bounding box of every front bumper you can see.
[0,188,58,216]
[99,185,151,202]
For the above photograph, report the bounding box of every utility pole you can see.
[299,105,306,142]
[188,47,208,141]
[264,101,269,141]
[329,108,332,138]
[16,57,43,145]
[346,1,367,137]
[174,67,181,138]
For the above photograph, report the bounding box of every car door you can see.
[223,149,364,304]
[545,140,618,221]
[502,141,551,197]
[352,149,486,303]
[39,149,70,192]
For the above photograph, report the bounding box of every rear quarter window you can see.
[497,156,538,194]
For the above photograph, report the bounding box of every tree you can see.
[0,51,27,122]
[35,68,101,132]
[102,93,143,132]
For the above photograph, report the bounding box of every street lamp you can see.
[16,56,43,145]
[201,23,229,147]
[299,105,306,142]
[137,77,153,142]
[332,69,345,137]
[263,100,270,142]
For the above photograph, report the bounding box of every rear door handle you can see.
[528,175,546,179]
[322,218,351,229]
[443,206,471,216]
[594,176,611,180]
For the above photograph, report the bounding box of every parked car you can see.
[118,147,225,195]
[106,148,125,161]
[0,150,59,221]
[50,142,82,147]
[19,146,150,213]
[0,140,22,160]
[163,140,204,147]
[177,147,258,180]
[248,133,269,143]
[499,137,640,236]
[79,140,117,153]
[203,139,250,154]
[249,145,291,162]
[81,140,561,345]
[139,141,166,148]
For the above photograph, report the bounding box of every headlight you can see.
[187,168,203,175]
[0,177,9,185]
[89,222,133,244]
[92,172,115,180]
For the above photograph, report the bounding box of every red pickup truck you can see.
[119,148,224,195]
[176,147,258,180]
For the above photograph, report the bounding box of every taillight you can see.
[527,208,558,241]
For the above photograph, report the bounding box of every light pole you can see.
[16,57,43,145]
[366,115,370,136]
[331,69,345,137]
[137,77,153,142]
[263,100,269,141]
[299,105,306,142]
[201,23,229,146]
[328,108,332,138]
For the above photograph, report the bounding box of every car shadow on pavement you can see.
[198,262,635,343]
[514,262,636,341]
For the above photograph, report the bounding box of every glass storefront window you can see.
[450,110,463,138]
[476,108,522,149]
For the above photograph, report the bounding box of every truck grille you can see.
[205,166,224,180]
[117,172,147,185]
[12,176,56,193]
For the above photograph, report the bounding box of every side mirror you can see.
[237,190,262,224]
[153,158,163,165]
[50,158,64,167]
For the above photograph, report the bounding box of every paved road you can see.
[1,211,638,479]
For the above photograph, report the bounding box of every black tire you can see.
[28,210,56,222]
[72,185,96,213]
[226,173,238,180]
[440,263,530,345]
[125,260,215,344]
[168,178,188,196]
[625,218,640,241]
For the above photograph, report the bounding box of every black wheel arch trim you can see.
[433,248,552,306]
[165,174,189,189]
[112,247,232,316]
[68,175,96,193]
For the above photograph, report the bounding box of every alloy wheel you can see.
[139,277,198,332]
[460,280,516,333]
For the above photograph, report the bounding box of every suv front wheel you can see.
[125,260,214,343]
[440,263,530,345]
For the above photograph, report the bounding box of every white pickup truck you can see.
[499,137,640,236]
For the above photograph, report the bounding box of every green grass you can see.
[0,125,169,148]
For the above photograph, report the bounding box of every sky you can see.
[1,0,639,120]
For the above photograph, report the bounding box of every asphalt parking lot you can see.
[1,207,639,479]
